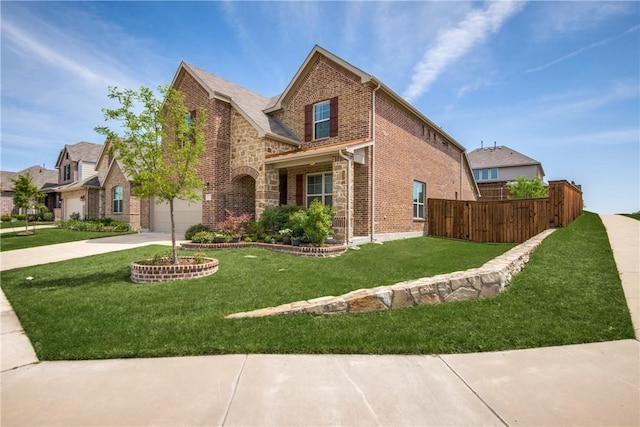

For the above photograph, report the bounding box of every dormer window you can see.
[63,164,71,181]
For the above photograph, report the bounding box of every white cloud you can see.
[525,25,640,74]
[403,0,524,102]
[539,1,637,35]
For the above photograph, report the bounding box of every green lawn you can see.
[0,212,633,359]
[0,228,134,252]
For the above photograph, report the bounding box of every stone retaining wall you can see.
[226,229,555,318]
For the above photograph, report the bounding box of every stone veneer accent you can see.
[130,257,219,284]
[226,229,555,318]
[181,242,347,258]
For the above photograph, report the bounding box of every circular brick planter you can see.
[130,257,219,284]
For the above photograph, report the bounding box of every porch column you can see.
[255,164,280,219]
[332,155,353,243]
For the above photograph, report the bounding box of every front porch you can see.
[261,140,373,243]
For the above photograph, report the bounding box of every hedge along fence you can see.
[428,180,583,243]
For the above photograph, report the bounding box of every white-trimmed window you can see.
[313,100,330,140]
[413,181,425,219]
[112,186,123,213]
[307,173,332,207]
[473,168,498,181]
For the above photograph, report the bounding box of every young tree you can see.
[12,172,44,234]
[509,176,549,199]
[95,85,207,264]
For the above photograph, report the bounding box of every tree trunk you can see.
[169,198,178,264]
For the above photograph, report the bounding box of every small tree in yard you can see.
[95,85,207,264]
[12,172,43,234]
[509,176,549,199]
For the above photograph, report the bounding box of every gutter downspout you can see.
[371,83,381,243]
[338,149,351,245]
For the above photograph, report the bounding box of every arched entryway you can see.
[229,166,258,219]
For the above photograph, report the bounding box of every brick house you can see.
[93,140,150,230]
[155,45,478,242]
[43,141,103,220]
[0,165,58,216]
[40,141,149,228]
[468,145,545,201]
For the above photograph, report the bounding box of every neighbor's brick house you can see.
[0,165,58,216]
[94,140,150,230]
[44,141,103,220]
[154,45,478,242]
[41,141,148,229]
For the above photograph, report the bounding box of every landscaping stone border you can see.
[130,257,219,284]
[181,242,347,257]
[226,229,556,318]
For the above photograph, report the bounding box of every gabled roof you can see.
[468,145,544,173]
[171,62,300,146]
[264,45,467,153]
[55,141,103,168]
[0,165,58,192]
[265,45,373,113]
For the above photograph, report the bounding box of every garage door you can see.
[151,193,203,236]
[64,197,84,220]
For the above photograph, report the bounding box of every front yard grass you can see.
[0,228,134,252]
[1,212,633,359]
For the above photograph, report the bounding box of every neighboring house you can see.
[468,145,545,200]
[157,45,478,241]
[45,141,103,220]
[0,165,58,216]
[94,140,150,230]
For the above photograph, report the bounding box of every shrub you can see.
[304,199,336,246]
[14,215,26,221]
[70,212,81,221]
[41,212,54,222]
[258,205,303,236]
[55,218,131,232]
[190,231,216,243]
[185,223,210,240]
[289,210,307,239]
[217,210,252,237]
[1,214,12,222]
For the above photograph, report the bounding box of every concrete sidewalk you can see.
[601,214,640,338]
[1,217,639,426]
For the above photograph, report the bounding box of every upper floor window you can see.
[313,101,330,140]
[473,168,498,181]
[63,164,71,181]
[307,172,332,207]
[304,97,338,142]
[413,181,425,219]
[113,186,123,213]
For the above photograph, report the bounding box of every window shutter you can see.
[304,104,313,142]
[295,174,303,206]
[329,97,338,137]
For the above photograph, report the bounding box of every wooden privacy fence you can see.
[428,180,583,243]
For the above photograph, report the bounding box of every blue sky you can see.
[1,1,638,214]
